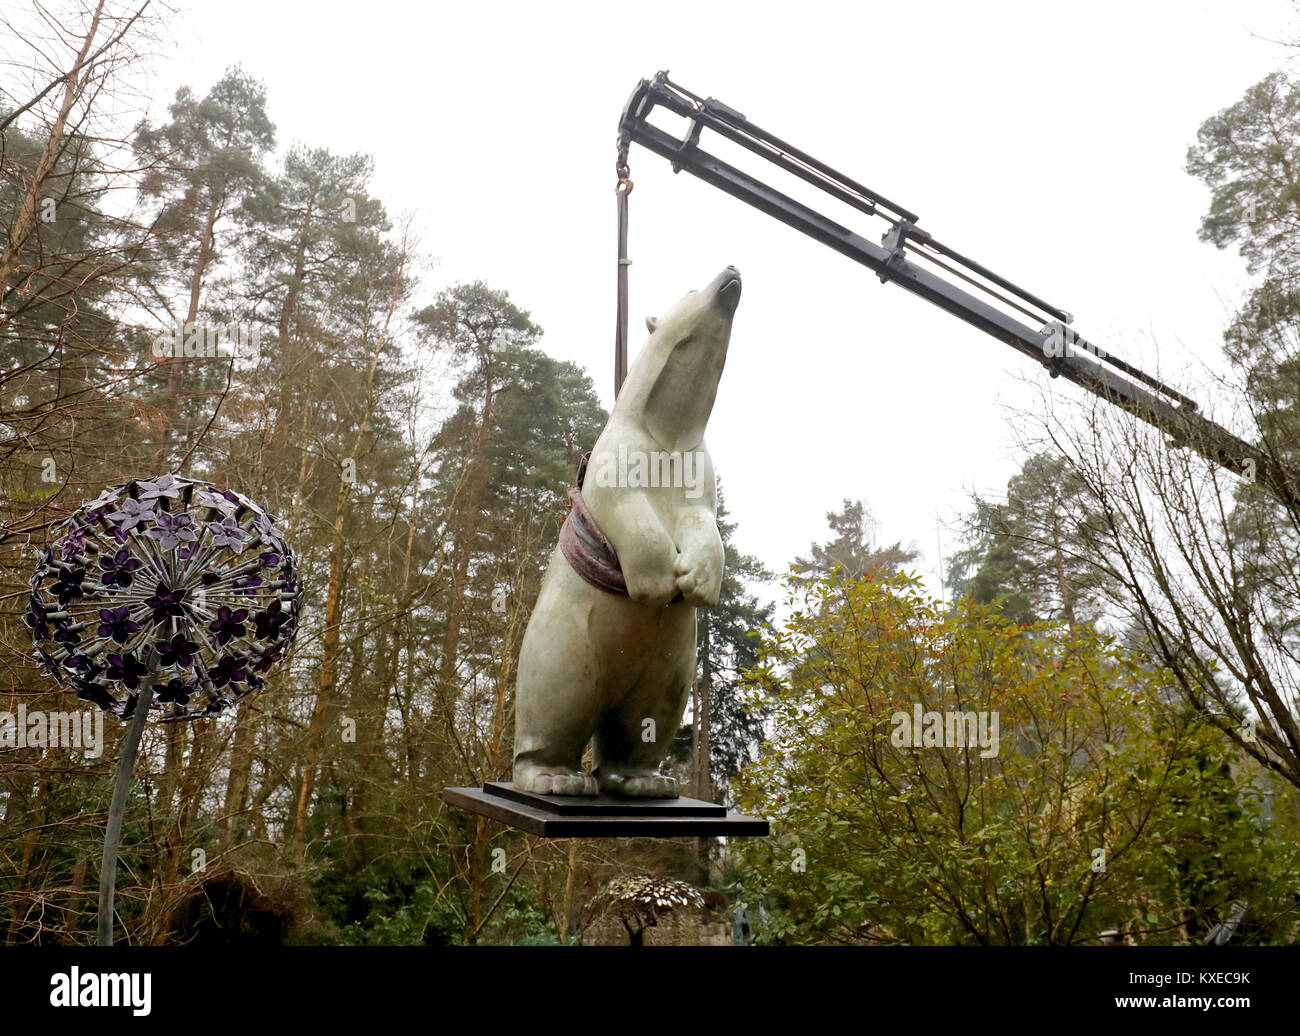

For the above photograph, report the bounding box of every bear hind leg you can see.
[594,767,677,798]
[513,753,598,797]
[591,717,679,799]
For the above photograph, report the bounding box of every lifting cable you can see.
[614,134,633,397]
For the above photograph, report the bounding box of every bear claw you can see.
[596,772,678,798]
[518,769,598,797]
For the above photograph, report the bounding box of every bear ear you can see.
[645,315,658,334]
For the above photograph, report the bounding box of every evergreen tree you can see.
[947,453,1113,626]
[793,498,917,583]
[132,66,276,457]
[671,487,774,800]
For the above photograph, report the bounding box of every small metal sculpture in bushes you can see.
[26,474,301,945]
[590,876,705,946]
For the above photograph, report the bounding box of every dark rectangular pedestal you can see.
[441,782,769,838]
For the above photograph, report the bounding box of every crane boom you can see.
[617,71,1300,515]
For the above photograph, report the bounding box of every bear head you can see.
[615,265,741,452]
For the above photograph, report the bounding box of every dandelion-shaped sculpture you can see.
[28,474,300,718]
[590,876,705,946]
[25,473,301,945]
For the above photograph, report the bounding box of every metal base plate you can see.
[441,781,770,838]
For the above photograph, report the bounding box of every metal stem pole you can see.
[97,679,154,946]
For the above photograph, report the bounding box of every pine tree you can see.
[793,498,917,584]
[672,487,774,802]
[947,453,1113,626]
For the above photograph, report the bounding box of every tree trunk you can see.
[165,196,221,399]
[291,495,346,858]
[5,746,57,944]
[289,273,398,858]
[438,375,497,714]
[695,616,713,884]
[150,719,215,944]
[0,1,104,300]
[221,702,256,848]
[63,855,87,944]
[558,839,579,946]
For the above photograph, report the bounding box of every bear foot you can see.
[596,769,678,798]
[514,763,598,797]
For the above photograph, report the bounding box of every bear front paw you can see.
[673,549,721,607]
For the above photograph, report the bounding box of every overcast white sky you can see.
[146,0,1296,594]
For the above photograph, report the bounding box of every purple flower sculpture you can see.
[155,677,196,706]
[208,516,246,549]
[98,605,141,645]
[144,584,188,623]
[209,605,249,645]
[61,531,87,561]
[147,510,196,550]
[105,497,154,533]
[137,474,183,503]
[155,634,199,668]
[99,548,142,589]
[105,652,149,689]
[50,566,87,605]
[27,475,302,720]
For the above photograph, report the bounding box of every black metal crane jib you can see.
[617,71,1300,516]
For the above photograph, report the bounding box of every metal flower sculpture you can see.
[590,876,706,947]
[27,474,300,945]
[27,474,300,721]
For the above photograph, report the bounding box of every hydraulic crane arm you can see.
[617,71,1300,515]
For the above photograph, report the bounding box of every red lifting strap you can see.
[558,487,628,596]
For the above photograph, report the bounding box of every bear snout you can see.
[706,265,742,315]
